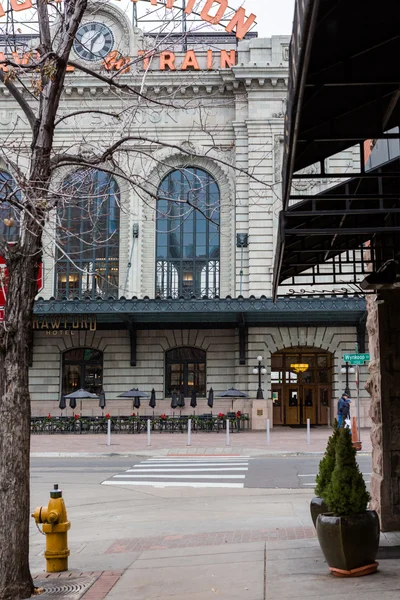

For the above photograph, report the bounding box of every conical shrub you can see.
[315,420,339,498]
[324,426,370,516]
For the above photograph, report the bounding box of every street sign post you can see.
[343,347,370,447]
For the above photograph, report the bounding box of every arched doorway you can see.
[271,348,332,426]
[62,348,103,396]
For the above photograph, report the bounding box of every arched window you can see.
[55,170,120,299]
[165,347,206,397]
[0,170,20,242]
[156,168,220,299]
[62,348,103,395]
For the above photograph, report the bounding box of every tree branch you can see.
[67,60,177,108]
[0,71,37,132]
[55,110,121,126]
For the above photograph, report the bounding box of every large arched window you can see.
[55,170,120,299]
[62,348,103,396]
[0,170,20,242]
[165,347,206,397]
[156,168,220,299]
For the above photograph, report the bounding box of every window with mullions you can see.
[165,347,206,397]
[55,170,120,299]
[0,171,20,242]
[156,168,220,299]
[62,348,103,396]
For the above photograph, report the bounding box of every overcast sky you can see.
[116,0,296,38]
[228,0,295,37]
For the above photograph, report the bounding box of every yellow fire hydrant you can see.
[32,484,71,573]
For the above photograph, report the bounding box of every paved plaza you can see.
[30,427,373,457]
[28,428,400,600]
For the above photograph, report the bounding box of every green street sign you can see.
[343,353,370,364]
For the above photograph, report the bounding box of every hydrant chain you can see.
[32,484,71,573]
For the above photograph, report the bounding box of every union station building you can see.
[0,3,370,427]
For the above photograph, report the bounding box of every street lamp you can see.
[252,355,267,399]
[340,362,355,396]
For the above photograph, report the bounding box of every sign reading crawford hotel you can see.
[33,314,97,334]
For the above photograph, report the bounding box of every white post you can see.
[327,406,331,427]
[226,419,230,446]
[147,419,151,447]
[107,418,111,447]
[307,418,311,445]
[187,419,192,446]
[266,419,270,445]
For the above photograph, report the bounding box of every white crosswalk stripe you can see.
[102,457,251,489]
[300,473,371,487]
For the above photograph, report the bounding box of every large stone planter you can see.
[310,497,328,528]
[316,510,380,576]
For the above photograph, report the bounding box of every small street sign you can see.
[343,353,370,364]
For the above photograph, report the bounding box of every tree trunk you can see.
[0,249,42,599]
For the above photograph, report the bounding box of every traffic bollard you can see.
[226,419,230,446]
[266,419,270,445]
[307,418,311,444]
[107,418,111,446]
[187,419,192,446]
[147,419,151,446]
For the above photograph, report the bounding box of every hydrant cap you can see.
[50,484,62,499]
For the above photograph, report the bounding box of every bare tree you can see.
[0,2,275,597]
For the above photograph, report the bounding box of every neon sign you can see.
[0,0,257,41]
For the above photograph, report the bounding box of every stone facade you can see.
[367,291,400,531]
[0,5,371,426]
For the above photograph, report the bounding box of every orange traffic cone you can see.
[352,416,362,451]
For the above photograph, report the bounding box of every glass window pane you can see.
[319,369,328,384]
[317,355,328,368]
[304,389,313,406]
[302,370,314,384]
[56,170,120,299]
[289,390,298,406]
[156,168,220,299]
[271,371,283,383]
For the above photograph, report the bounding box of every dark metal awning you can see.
[274,0,400,298]
[275,155,400,290]
[284,0,400,197]
[33,297,366,328]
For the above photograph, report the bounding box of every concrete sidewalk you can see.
[29,445,399,600]
[30,427,372,457]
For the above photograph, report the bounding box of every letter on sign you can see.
[181,50,200,71]
[225,7,256,40]
[10,0,32,10]
[200,0,228,25]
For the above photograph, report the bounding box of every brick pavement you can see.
[30,427,372,454]
[105,526,316,554]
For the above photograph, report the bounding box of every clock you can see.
[73,21,114,62]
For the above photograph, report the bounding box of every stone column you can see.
[366,291,400,531]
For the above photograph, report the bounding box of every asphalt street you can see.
[31,454,372,489]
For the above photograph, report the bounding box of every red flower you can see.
[218,413,225,419]
[160,414,167,420]
[131,412,136,417]
[74,414,80,420]
[236,411,242,418]
[105,413,111,419]
[47,413,51,419]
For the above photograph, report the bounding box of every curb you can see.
[30,450,372,458]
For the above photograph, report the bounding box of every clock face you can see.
[73,22,114,61]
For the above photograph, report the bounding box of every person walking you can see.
[337,392,351,427]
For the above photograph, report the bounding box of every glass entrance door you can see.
[272,349,332,426]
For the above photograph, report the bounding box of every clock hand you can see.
[89,31,102,52]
